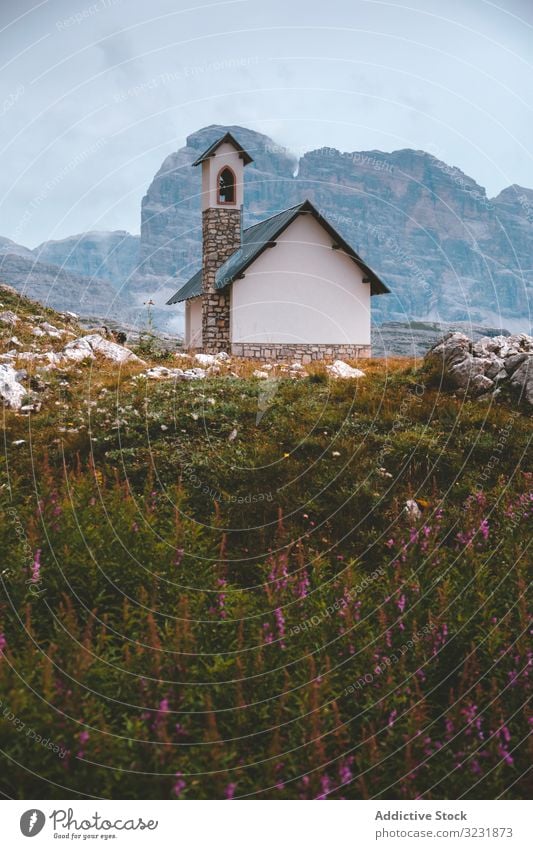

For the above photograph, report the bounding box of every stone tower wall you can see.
[201,207,241,352]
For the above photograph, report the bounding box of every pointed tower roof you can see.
[191,132,254,167]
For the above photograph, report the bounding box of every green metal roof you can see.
[167,200,390,304]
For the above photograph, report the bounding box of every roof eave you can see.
[192,132,254,167]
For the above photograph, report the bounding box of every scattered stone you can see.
[40,322,63,338]
[195,353,215,366]
[183,368,206,380]
[0,310,19,325]
[0,363,26,409]
[141,365,205,381]
[253,370,269,379]
[405,499,422,521]
[144,366,184,380]
[194,351,230,367]
[228,427,238,442]
[327,360,366,379]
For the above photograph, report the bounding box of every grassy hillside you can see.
[0,288,531,800]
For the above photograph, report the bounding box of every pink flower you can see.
[0,633,6,653]
[479,519,489,540]
[225,782,237,799]
[79,730,90,745]
[274,607,286,647]
[262,622,273,644]
[388,709,398,728]
[296,569,310,599]
[31,549,41,583]
[173,772,186,797]
[316,774,332,799]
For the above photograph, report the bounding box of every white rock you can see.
[41,322,62,334]
[62,334,143,365]
[215,351,230,362]
[0,363,26,409]
[31,327,46,337]
[9,336,22,347]
[183,368,206,380]
[61,337,95,362]
[141,365,205,381]
[327,360,366,379]
[195,353,215,366]
[144,366,184,380]
[253,370,269,379]
[0,311,19,325]
[84,334,143,364]
[405,499,422,521]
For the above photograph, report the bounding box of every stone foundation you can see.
[202,207,241,353]
[230,343,372,363]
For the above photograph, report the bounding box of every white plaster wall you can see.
[230,214,371,345]
[201,141,244,210]
[185,297,202,347]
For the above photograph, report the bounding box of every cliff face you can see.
[34,231,140,291]
[1,125,531,333]
[136,125,298,285]
[139,126,532,332]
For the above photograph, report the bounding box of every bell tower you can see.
[192,132,253,353]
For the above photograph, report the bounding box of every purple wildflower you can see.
[173,772,186,797]
[31,549,41,583]
[225,782,237,799]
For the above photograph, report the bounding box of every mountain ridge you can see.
[1,124,531,333]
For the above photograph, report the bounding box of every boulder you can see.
[0,310,19,325]
[0,363,26,409]
[425,331,533,404]
[62,334,143,364]
[327,360,366,379]
[510,357,533,406]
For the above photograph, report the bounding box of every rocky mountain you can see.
[34,231,140,291]
[0,236,35,260]
[138,125,532,333]
[1,125,531,339]
[0,253,131,319]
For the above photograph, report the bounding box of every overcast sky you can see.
[0,0,532,247]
